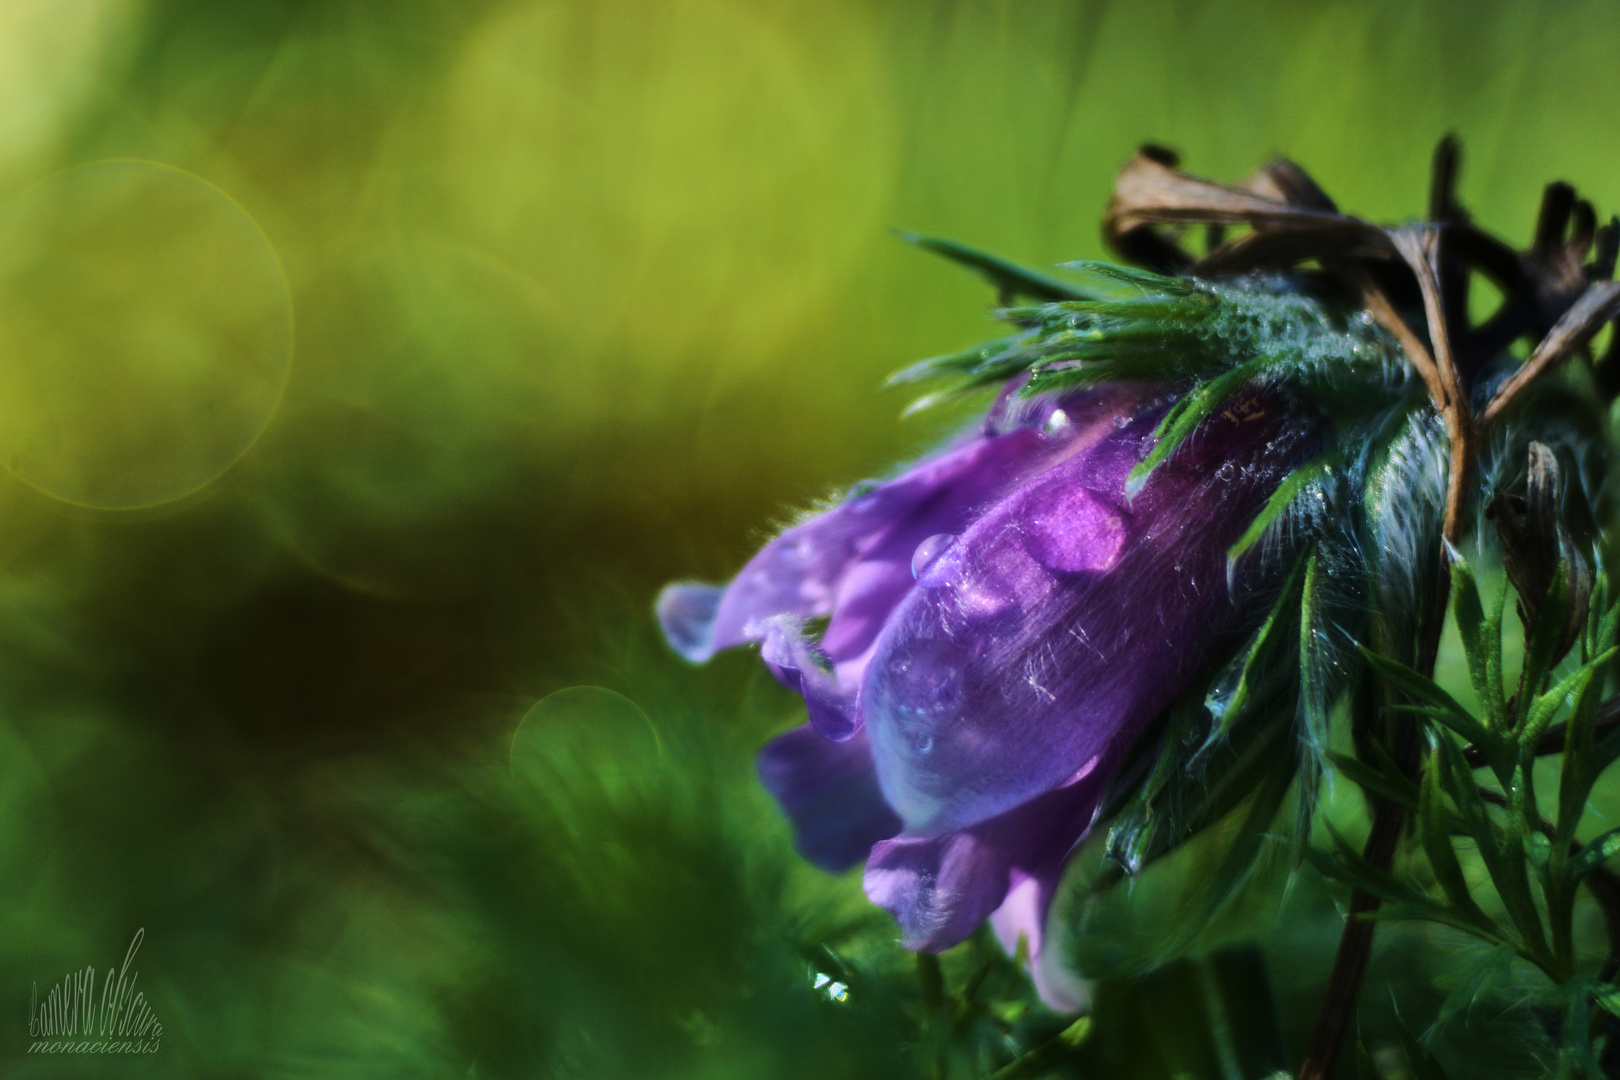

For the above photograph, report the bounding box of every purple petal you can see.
[990,873,1090,1013]
[656,583,725,663]
[864,388,1311,835]
[862,756,1110,951]
[758,617,860,741]
[757,725,901,872]
[862,830,1010,950]
[657,386,1151,684]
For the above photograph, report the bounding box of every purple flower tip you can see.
[656,582,725,662]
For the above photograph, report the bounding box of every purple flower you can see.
[658,381,1309,1007]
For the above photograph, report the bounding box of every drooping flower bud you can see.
[658,378,1314,1004]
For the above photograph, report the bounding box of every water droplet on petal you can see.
[1041,408,1071,439]
[1112,413,1132,429]
[1216,461,1236,482]
[911,533,957,580]
[871,638,966,744]
[845,478,881,502]
[779,536,816,566]
[1023,484,1128,573]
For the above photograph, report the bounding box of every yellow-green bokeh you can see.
[0,160,290,508]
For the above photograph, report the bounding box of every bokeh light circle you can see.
[510,686,663,793]
[0,160,292,508]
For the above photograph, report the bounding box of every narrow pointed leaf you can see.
[1325,750,1419,812]
[1570,827,1620,882]
[1517,568,1570,723]
[1521,660,1609,767]
[1483,576,1508,734]
[1126,357,1268,495]
[885,337,1022,386]
[1419,754,1492,928]
[897,232,1101,302]
[1449,555,1505,730]
[1395,1019,1455,1080]
[1210,552,1308,737]
[1056,258,1200,297]
[1305,820,1431,908]
[1299,550,1333,747]
[1227,453,1338,566]
[1434,735,1552,964]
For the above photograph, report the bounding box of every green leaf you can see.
[1449,554,1506,731]
[1048,297,1212,322]
[1125,357,1268,497]
[1433,735,1552,965]
[1370,902,1514,946]
[1395,1018,1455,1080]
[1483,575,1508,734]
[884,336,1022,387]
[1226,453,1338,567]
[1207,552,1309,738]
[1303,819,1429,908]
[1360,647,1503,775]
[896,232,1101,302]
[986,1015,1093,1080]
[1105,684,1299,882]
[1520,658,1610,768]
[1056,258,1200,297]
[1419,753,1492,928]
[1021,349,1211,397]
[1596,585,1620,656]
[1569,826,1620,882]
[1586,978,1620,1018]
[1556,673,1604,854]
[1299,550,1335,749]
[1517,566,1571,724]
[1158,748,1296,957]
[1325,749,1419,812]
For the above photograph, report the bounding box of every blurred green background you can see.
[3,1,1620,1076]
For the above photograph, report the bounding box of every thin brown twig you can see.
[1352,270,1447,410]
[1390,226,1475,551]
[1482,279,1620,429]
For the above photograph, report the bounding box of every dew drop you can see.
[871,639,967,739]
[1216,461,1236,482]
[1023,485,1128,573]
[1040,408,1071,439]
[911,533,957,580]
[780,536,816,566]
[845,478,881,502]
